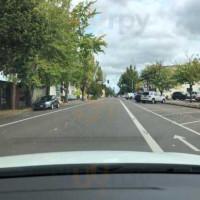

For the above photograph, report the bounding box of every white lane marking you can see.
[128,101,200,136]
[0,101,101,129]
[120,100,164,153]
[163,111,200,116]
[181,120,200,125]
[174,135,200,152]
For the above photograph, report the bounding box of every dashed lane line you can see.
[127,101,200,137]
[120,100,164,153]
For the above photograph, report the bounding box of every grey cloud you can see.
[175,0,200,36]
[93,0,200,89]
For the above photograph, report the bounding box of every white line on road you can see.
[128,101,200,136]
[181,120,200,125]
[174,135,200,152]
[163,111,200,116]
[120,100,164,153]
[0,101,101,129]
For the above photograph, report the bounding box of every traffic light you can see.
[107,80,110,84]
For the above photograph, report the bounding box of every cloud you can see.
[73,0,200,91]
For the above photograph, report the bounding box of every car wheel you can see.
[162,99,166,104]
[152,99,155,104]
[142,101,146,103]
[51,104,54,109]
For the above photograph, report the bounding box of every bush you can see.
[91,96,98,100]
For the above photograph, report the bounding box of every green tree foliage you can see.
[141,62,176,95]
[0,0,49,75]
[86,62,104,98]
[73,1,107,101]
[0,0,50,108]
[174,58,200,102]
[0,0,107,108]
[118,65,139,94]
[105,87,115,97]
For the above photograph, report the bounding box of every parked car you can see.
[61,95,77,101]
[125,93,135,100]
[134,92,142,103]
[33,95,60,110]
[195,92,200,101]
[187,91,198,99]
[141,91,166,104]
[172,92,187,100]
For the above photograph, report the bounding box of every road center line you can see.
[120,100,164,153]
[0,101,101,129]
[128,101,200,136]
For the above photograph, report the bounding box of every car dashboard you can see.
[0,164,200,200]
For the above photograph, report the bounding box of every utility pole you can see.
[132,80,133,92]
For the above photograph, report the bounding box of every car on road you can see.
[134,92,142,102]
[125,93,135,100]
[61,95,77,102]
[195,92,200,101]
[141,91,166,104]
[172,92,187,100]
[186,91,199,100]
[33,95,60,110]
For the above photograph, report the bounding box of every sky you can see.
[73,0,200,92]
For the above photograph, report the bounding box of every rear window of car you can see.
[143,92,149,95]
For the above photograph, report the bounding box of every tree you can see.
[174,58,200,102]
[0,0,49,109]
[73,1,107,101]
[105,86,115,97]
[141,62,176,95]
[86,64,104,98]
[118,65,139,94]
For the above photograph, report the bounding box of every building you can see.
[0,72,77,109]
[0,73,31,109]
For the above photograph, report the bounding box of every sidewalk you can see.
[0,108,32,118]
[0,100,90,118]
[166,99,200,109]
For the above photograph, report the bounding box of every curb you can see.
[166,101,200,109]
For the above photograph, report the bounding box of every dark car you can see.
[33,95,60,111]
[61,95,77,102]
[172,92,187,100]
[134,92,142,102]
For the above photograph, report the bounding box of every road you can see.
[1,98,200,156]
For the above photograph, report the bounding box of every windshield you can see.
[143,92,149,95]
[1,0,200,169]
[38,96,52,102]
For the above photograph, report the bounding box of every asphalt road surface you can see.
[1,98,200,156]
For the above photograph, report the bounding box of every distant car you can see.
[134,92,142,103]
[125,93,135,100]
[172,92,187,100]
[187,91,198,99]
[33,95,60,110]
[195,92,200,101]
[61,95,77,101]
[141,91,166,104]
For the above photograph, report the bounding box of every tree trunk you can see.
[190,84,193,103]
[11,83,16,110]
[81,87,85,101]
[29,86,34,107]
[46,86,50,96]
[64,82,69,103]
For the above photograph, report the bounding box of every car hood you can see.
[1,151,200,168]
